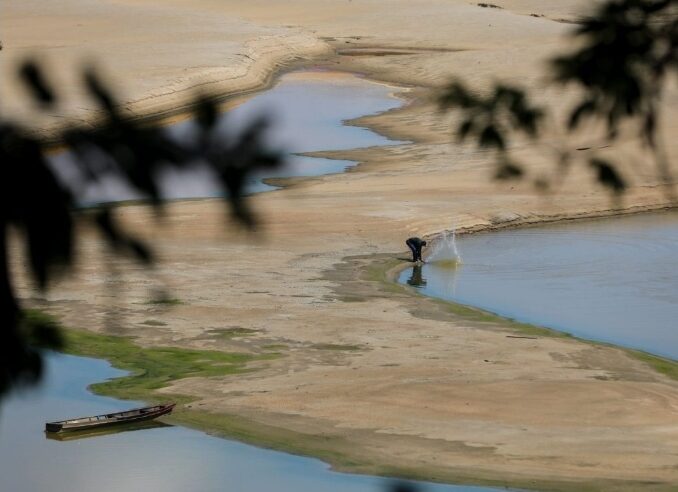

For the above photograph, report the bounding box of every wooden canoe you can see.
[45,420,172,441]
[45,403,175,433]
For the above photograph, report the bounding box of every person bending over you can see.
[406,237,427,263]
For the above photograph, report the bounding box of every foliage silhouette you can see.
[440,0,677,198]
[1,60,282,397]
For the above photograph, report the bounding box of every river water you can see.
[0,353,510,492]
[49,71,404,204]
[3,73,515,492]
[399,212,678,360]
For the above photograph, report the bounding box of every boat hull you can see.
[46,403,175,433]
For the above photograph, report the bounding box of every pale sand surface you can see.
[5,0,678,489]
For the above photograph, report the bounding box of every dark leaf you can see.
[94,209,154,263]
[83,68,117,115]
[590,157,626,193]
[643,110,656,146]
[128,239,154,265]
[439,80,477,109]
[94,208,119,245]
[19,60,56,107]
[494,161,523,180]
[457,119,474,141]
[195,95,219,131]
[479,124,505,149]
[1,130,74,289]
[568,100,596,129]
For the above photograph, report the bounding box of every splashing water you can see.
[427,227,462,268]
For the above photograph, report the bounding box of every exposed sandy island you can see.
[5,0,678,490]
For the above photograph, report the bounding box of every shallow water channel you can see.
[3,74,515,491]
[50,71,404,204]
[399,212,678,360]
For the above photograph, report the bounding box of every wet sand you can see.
[5,0,678,489]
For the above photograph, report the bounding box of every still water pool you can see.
[0,353,513,492]
[49,71,404,204]
[399,212,678,360]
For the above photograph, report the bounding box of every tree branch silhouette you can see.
[440,0,677,199]
[1,60,282,397]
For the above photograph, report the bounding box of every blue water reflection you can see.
[49,72,404,204]
[399,213,678,359]
[0,353,513,492]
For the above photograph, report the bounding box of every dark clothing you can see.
[406,237,426,262]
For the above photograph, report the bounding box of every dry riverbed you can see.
[21,179,678,491]
[6,0,678,490]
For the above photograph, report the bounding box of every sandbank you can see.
[5,0,678,490]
